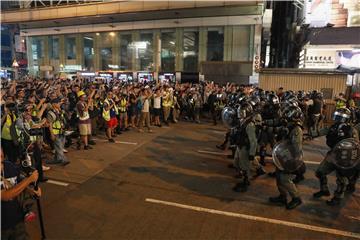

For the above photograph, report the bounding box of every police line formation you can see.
[1,78,360,211]
[220,89,360,210]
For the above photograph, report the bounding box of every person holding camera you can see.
[22,104,50,181]
[1,148,41,240]
[46,98,70,166]
[1,103,20,163]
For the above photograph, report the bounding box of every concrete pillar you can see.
[43,36,49,65]
[26,36,35,76]
[175,28,184,72]
[153,29,161,73]
[224,26,233,61]
[132,31,140,71]
[198,27,207,67]
[59,35,65,67]
[249,25,255,61]
[76,34,83,67]
[112,32,120,68]
[94,33,101,71]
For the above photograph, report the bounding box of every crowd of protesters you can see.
[0,77,237,171]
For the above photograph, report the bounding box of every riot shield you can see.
[272,141,303,172]
[327,138,360,170]
[221,107,238,128]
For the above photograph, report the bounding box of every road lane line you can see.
[197,150,228,156]
[93,138,138,145]
[145,198,360,239]
[304,161,320,165]
[47,179,69,187]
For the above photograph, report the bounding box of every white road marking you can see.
[93,138,138,145]
[304,161,320,165]
[145,198,360,239]
[197,150,228,156]
[47,179,69,187]
[212,130,225,135]
[347,216,360,221]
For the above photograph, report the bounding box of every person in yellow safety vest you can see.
[76,90,93,150]
[103,91,117,143]
[1,103,19,163]
[162,87,172,125]
[27,95,46,119]
[46,98,70,166]
[335,93,346,110]
[118,94,128,131]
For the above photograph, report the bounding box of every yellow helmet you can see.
[77,91,86,98]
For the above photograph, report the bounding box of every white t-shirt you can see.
[142,99,149,113]
[154,96,161,109]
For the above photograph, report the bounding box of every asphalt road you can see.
[27,122,360,239]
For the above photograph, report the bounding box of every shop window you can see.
[49,36,59,59]
[120,34,133,70]
[84,34,94,70]
[138,32,154,71]
[66,36,76,60]
[161,31,176,72]
[207,28,224,61]
[183,29,199,72]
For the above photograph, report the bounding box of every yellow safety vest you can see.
[119,99,127,113]
[336,100,346,109]
[50,111,64,135]
[31,104,38,117]
[104,99,119,115]
[162,92,172,107]
[1,114,16,140]
[102,109,111,121]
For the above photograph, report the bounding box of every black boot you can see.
[293,175,305,184]
[253,167,266,178]
[313,190,330,198]
[346,184,356,194]
[232,176,250,192]
[259,158,266,166]
[326,197,341,206]
[268,171,276,178]
[269,195,287,206]
[216,144,225,150]
[286,197,302,210]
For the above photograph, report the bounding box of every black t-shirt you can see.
[1,161,24,230]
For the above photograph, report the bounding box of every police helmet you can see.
[267,93,280,105]
[283,105,303,122]
[237,102,253,119]
[333,108,351,123]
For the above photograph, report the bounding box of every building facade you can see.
[1,1,264,83]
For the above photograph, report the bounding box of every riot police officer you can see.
[269,106,304,210]
[259,93,281,166]
[313,108,359,205]
[232,102,264,192]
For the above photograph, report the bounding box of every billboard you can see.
[305,0,332,27]
[335,50,360,69]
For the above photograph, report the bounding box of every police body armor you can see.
[232,117,261,150]
[326,123,355,149]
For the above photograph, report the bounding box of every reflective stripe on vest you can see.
[102,109,111,121]
[119,99,127,112]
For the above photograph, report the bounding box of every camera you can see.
[28,128,45,136]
